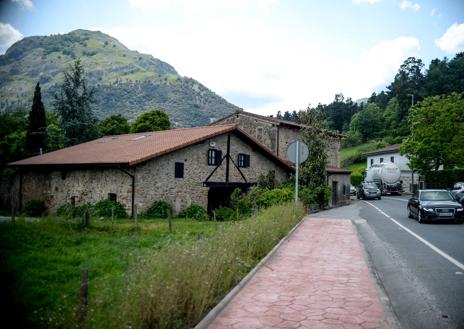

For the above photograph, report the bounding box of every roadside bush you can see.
[92,200,127,219]
[24,199,47,217]
[230,188,251,217]
[178,204,208,221]
[56,203,91,218]
[144,201,172,219]
[299,186,331,209]
[256,187,293,208]
[213,207,235,221]
[351,173,363,186]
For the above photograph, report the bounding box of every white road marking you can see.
[364,201,464,271]
[382,197,408,202]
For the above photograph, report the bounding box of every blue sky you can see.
[1,0,463,115]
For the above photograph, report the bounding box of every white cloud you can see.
[342,37,420,98]
[0,22,23,54]
[102,19,420,115]
[128,0,277,11]
[436,23,464,53]
[399,1,420,11]
[12,0,34,10]
[430,8,436,16]
[352,0,381,4]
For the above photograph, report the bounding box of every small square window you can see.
[108,193,117,202]
[380,157,384,163]
[237,153,250,168]
[208,149,222,166]
[175,162,184,178]
[370,159,373,166]
[390,156,394,163]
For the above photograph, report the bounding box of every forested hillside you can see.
[0,29,239,127]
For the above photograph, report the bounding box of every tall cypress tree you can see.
[54,59,99,146]
[26,82,47,156]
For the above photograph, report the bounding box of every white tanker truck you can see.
[364,163,404,195]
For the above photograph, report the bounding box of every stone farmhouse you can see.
[10,125,293,216]
[211,111,351,206]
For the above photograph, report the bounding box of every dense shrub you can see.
[299,186,331,208]
[256,187,293,208]
[213,207,235,221]
[425,169,464,189]
[144,201,172,219]
[92,200,127,219]
[56,203,90,218]
[230,188,252,217]
[351,173,363,186]
[178,204,208,221]
[24,199,47,217]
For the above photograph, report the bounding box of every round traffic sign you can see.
[287,141,309,164]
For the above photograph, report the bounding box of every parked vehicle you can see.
[350,185,357,196]
[453,182,464,190]
[407,189,464,224]
[357,182,381,200]
[364,163,403,195]
[451,190,464,206]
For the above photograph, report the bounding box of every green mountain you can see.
[0,29,240,127]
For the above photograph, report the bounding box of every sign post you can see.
[287,141,309,204]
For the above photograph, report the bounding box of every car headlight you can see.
[457,208,463,212]
[423,207,435,212]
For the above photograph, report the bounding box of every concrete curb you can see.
[193,215,309,329]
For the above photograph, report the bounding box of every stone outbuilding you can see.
[10,125,293,216]
[211,110,351,206]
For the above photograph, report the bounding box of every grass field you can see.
[343,162,367,176]
[0,203,305,329]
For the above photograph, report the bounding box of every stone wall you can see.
[17,132,289,215]
[213,113,340,167]
[327,173,351,207]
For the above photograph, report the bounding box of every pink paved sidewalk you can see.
[207,218,391,329]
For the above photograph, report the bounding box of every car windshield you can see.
[420,191,454,201]
[364,183,377,189]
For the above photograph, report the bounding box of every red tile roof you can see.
[10,125,293,171]
[364,144,401,156]
[210,110,344,138]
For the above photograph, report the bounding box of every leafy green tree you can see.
[348,103,384,142]
[0,110,27,174]
[45,112,65,151]
[53,59,100,146]
[299,107,328,190]
[98,114,130,135]
[131,109,170,133]
[387,57,425,122]
[401,93,464,174]
[26,82,47,156]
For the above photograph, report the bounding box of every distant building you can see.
[9,125,293,215]
[211,110,351,206]
[364,144,421,193]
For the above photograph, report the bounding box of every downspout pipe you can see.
[119,167,135,218]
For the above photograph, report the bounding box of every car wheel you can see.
[417,210,423,223]
[378,196,381,200]
[357,194,360,200]
[407,207,413,218]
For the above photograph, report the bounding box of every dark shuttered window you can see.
[238,153,250,168]
[175,162,184,178]
[208,149,222,166]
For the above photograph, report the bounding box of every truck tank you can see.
[364,163,403,194]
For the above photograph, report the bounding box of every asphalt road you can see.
[312,196,464,329]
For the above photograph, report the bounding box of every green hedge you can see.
[425,169,464,189]
[351,173,363,186]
